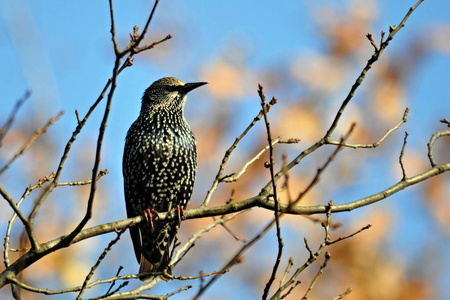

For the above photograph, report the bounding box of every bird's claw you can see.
[143,209,159,229]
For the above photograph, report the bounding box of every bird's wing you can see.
[122,131,152,263]
[122,124,169,263]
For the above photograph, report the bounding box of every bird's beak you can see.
[179,82,208,93]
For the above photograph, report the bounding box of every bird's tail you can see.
[138,223,175,281]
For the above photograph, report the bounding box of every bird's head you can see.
[142,77,207,112]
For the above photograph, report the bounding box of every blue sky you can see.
[1,0,449,299]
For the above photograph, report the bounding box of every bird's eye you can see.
[166,85,178,92]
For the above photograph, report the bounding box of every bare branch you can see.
[0,2,442,299]
[304,237,314,259]
[220,137,282,183]
[3,172,55,274]
[86,283,192,300]
[258,83,284,300]
[0,90,31,147]
[167,269,229,281]
[385,0,425,43]
[104,266,126,297]
[56,169,109,187]
[77,228,128,300]
[323,0,423,141]
[1,139,447,292]
[326,107,409,149]
[108,0,120,55]
[279,257,294,287]
[203,94,277,206]
[270,202,364,299]
[0,111,63,175]
[120,0,161,57]
[399,131,409,180]
[332,288,353,300]
[171,213,241,266]
[56,0,165,247]
[261,0,424,194]
[0,2,172,291]
[427,130,450,167]
[0,185,29,230]
[440,118,450,127]
[327,224,372,246]
[196,127,352,299]
[192,219,275,300]
[135,34,173,54]
[302,252,331,300]
[290,124,355,209]
[366,33,379,52]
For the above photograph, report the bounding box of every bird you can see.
[123,77,207,280]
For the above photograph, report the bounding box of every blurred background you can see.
[0,0,449,299]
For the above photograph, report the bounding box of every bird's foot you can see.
[143,209,159,228]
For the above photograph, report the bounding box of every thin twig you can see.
[304,238,314,259]
[203,97,277,206]
[0,111,63,175]
[0,90,31,147]
[86,284,192,300]
[258,84,283,300]
[281,154,293,204]
[301,252,331,300]
[279,257,294,287]
[103,281,129,299]
[57,169,109,187]
[427,130,450,167]
[399,131,409,180]
[366,33,379,52]
[135,34,173,54]
[195,127,353,300]
[168,269,230,280]
[120,0,161,57]
[0,184,32,244]
[108,0,120,55]
[192,219,276,300]
[280,281,301,300]
[269,203,333,300]
[324,0,423,141]
[332,288,353,300]
[218,219,246,242]
[264,1,423,195]
[3,172,55,271]
[440,118,450,127]
[326,107,409,148]
[171,213,241,266]
[118,34,172,74]
[77,228,128,300]
[75,110,82,126]
[327,224,372,246]
[104,266,125,297]
[293,124,355,206]
[220,138,282,183]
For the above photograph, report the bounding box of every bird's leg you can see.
[175,205,184,224]
[143,209,159,229]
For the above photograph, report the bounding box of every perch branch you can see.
[0,159,448,288]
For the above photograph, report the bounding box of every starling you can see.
[123,77,206,280]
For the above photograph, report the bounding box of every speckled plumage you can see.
[123,77,206,280]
